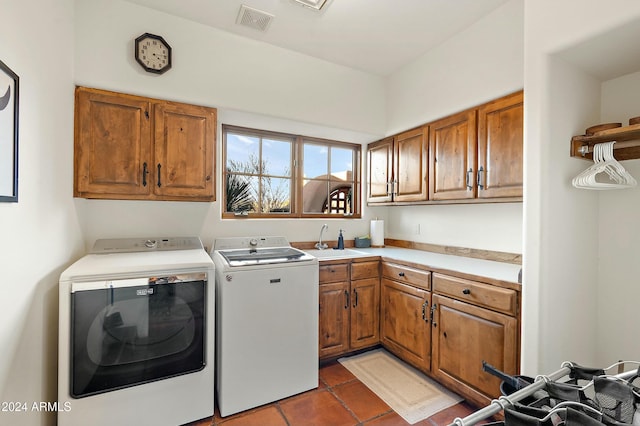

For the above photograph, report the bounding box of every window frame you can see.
[222,124,361,219]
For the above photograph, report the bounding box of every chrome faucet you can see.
[315,224,329,250]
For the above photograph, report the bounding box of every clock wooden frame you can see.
[134,33,172,75]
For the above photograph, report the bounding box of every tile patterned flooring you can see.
[186,361,496,426]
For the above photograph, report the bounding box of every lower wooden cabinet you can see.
[378,262,520,407]
[431,293,518,408]
[350,277,380,350]
[318,257,521,406]
[318,280,350,357]
[380,278,431,372]
[319,260,380,359]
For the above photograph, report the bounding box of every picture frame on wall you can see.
[0,59,18,202]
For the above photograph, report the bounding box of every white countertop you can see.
[306,246,522,285]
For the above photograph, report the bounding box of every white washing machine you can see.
[58,237,215,426]
[211,236,319,417]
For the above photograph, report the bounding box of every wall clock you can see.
[134,33,172,74]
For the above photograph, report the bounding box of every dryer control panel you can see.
[91,237,203,254]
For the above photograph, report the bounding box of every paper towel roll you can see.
[370,220,384,247]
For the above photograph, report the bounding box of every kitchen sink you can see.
[305,248,370,259]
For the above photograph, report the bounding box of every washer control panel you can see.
[212,236,290,251]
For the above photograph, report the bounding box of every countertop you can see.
[306,246,522,286]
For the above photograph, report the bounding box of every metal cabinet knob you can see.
[462,288,471,295]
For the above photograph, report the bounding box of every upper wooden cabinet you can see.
[394,127,428,202]
[477,91,523,199]
[367,127,428,203]
[367,137,394,203]
[429,109,477,201]
[367,90,523,204]
[74,87,216,202]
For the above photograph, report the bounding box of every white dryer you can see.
[211,236,319,417]
[58,237,214,426]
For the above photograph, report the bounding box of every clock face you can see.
[135,33,172,74]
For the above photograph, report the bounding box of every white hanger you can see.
[572,141,637,190]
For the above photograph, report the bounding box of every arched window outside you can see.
[323,186,352,214]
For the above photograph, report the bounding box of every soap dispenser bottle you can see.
[337,229,345,250]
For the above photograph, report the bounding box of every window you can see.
[223,125,360,218]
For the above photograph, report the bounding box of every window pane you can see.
[225,173,257,213]
[227,133,259,173]
[262,138,292,177]
[260,177,291,214]
[303,144,328,179]
[331,147,353,179]
[302,179,328,213]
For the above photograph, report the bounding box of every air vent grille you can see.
[236,5,274,32]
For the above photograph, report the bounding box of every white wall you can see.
[523,0,640,375]
[386,0,524,135]
[385,203,523,253]
[0,1,82,425]
[597,72,640,364]
[383,0,525,254]
[74,0,388,250]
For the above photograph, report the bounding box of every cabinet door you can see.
[429,109,477,200]
[319,281,350,358]
[367,137,394,203]
[154,102,216,200]
[477,91,523,198]
[74,88,152,198]
[350,278,380,349]
[394,127,428,202]
[432,294,518,407]
[380,278,431,372]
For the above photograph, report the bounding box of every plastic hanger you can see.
[572,141,637,190]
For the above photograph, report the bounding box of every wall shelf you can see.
[571,123,640,161]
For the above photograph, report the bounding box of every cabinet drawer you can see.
[381,262,430,290]
[351,261,379,280]
[432,273,517,315]
[319,264,349,283]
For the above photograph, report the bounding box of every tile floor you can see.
[185,361,496,426]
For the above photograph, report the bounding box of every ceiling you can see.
[124,0,510,76]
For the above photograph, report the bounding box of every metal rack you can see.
[448,361,639,426]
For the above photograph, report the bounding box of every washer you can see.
[58,237,214,426]
[211,236,319,417]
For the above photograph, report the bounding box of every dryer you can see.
[58,237,214,426]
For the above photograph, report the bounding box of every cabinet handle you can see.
[344,290,350,310]
[157,164,162,187]
[466,168,473,190]
[353,289,358,308]
[398,272,405,277]
[421,300,429,323]
[477,166,485,190]
[387,180,397,197]
[462,288,471,295]
[142,162,149,187]
[430,303,437,328]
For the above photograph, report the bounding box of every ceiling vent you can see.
[291,0,329,11]
[236,5,274,32]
